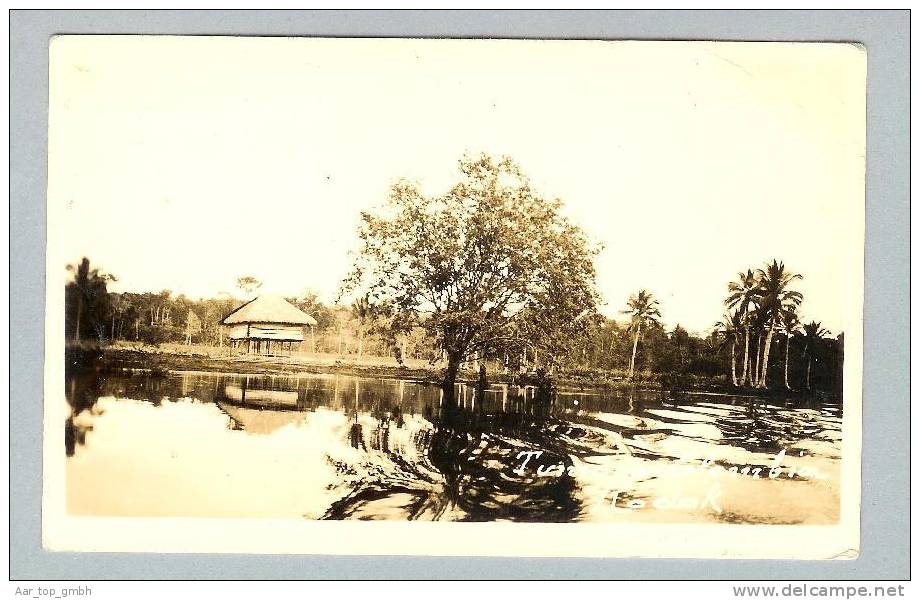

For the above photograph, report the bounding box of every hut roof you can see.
[222,295,317,326]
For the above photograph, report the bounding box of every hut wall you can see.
[228,324,250,340]
[228,322,304,342]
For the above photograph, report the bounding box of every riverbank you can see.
[70,342,823,399]
[75,344,447,385]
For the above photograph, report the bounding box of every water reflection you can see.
[65,369,843,524]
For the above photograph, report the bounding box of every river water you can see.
[64,369,842,523]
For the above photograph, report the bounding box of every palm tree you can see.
[350,295,375,358]
[802,321,830,390]
[749,308,768,386]
[779,306,801,390]
[66,257,115,343]
[621,290,661,379]
[715,310,743,386]
[725,270,759,386]
[67,258,91,342]
[753,260,803,388]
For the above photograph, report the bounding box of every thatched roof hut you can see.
[222,295,317,355]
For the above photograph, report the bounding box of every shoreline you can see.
[91,345,448,385]
[67,343,832,400]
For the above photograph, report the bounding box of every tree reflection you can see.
[64,367,843,522]
[64,347,105,456]
[426,397,582,522]
[325,378,584,522]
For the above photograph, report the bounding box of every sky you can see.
[48,37,866,335]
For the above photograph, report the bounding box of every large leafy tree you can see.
[342,154,600,405]
[621,290,661,379]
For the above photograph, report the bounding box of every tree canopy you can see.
[343,154,601,399]
[235,276,262,296]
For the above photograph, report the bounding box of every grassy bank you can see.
[72,342,819,399]
[91,343,448,385]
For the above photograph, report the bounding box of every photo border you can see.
[9,9,910,580]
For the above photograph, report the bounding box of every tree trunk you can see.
[806,354,812,390]
[310,326,316,353]
[740,323,751,386]
[752,339,759,384]
[730,340,738,386]
[784,334,791,389]
[442,356,461,409]
[758,323,776,388]
[628,322,641,378]
[74,296,83,343]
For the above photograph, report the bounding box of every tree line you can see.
[64,261,445,361]
[64,254,842,396]
[64,154,844,399]
[588,277,841,394]
[342,154,843,401]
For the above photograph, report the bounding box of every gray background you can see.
[10,10,909,580]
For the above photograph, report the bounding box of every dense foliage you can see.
[63,254,843,396]
[342,155,602,403]
[63,157,844,397]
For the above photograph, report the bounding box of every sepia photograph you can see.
[42,35,866,558]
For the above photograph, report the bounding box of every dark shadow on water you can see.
[322,389,584,522]
[64,365,843,521]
